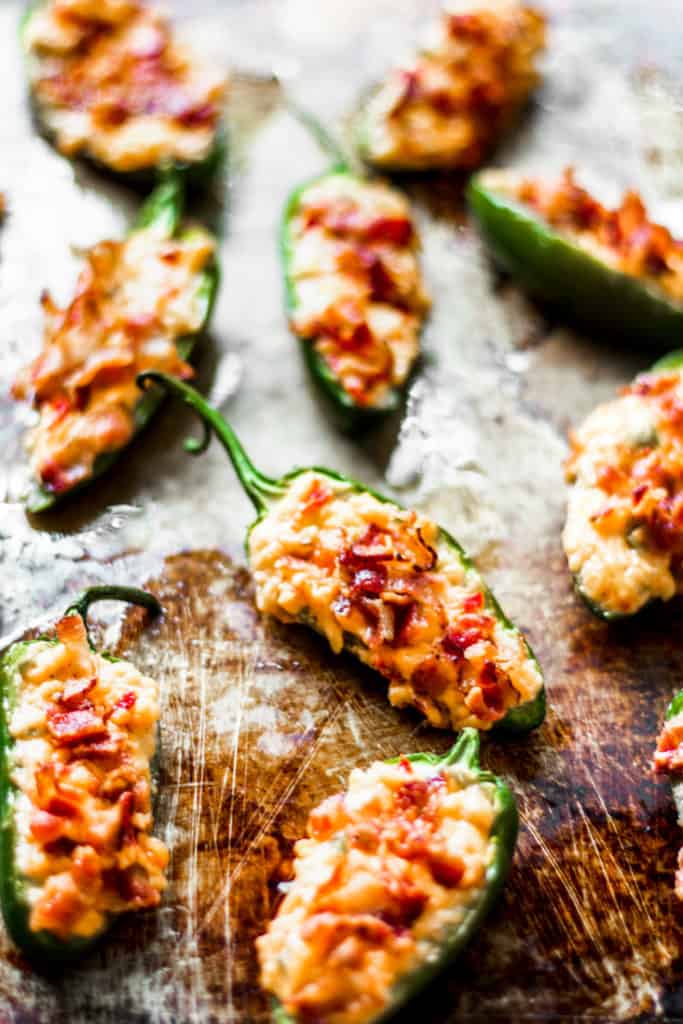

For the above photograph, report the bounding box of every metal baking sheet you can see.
[1,0,683,1020]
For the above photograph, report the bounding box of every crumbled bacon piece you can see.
[46,705,108,746]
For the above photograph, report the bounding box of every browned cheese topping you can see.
[10,615,167,940]
[289,174,429,408]
[249,473,542,730]
[25,0,227,172]
[258,753,498,1024]
[12,219,215,496]
[361,0,545,170]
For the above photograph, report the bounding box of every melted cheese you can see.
[258,755,498,1024]
[249,472,542,730]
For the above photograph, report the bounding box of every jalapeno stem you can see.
[440,728,480,770]
[137,372,284,513]
[285,96,351,172]
[135,169,185,235]
[63,585,161,648]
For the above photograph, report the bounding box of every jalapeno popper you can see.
[654,691,683,899]
[356,1,545,173]
[22,0,227,183]
[282,169,430,426]
[0,586,166,961]
[138,373,546,733]
[564,352,683,620]
[468,168,683,346]
[12,175,218,514]
[257,729,517,1024]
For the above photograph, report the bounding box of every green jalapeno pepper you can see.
[0,585,161,963]
[23,172,219,514]
[137,372,546,734]
[566,349,683,621]
[266,728,518,1024]
[662,689,683,821]
[281,105,428,431]
[20,2,226,190]
[467,171,683,348]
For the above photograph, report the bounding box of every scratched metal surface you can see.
[1,0,683,1021]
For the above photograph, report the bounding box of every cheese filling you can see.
[564,369,683,617]
[24,0,227,173]
[257,753,499,1024]
[249,472,542,730]
[288,174,430,408]
[9,615,167,941]
[12,219,215,496]
[511,168,683,303]
[361,0,545,170]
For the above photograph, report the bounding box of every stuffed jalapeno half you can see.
[0,585,167,962]
[12,174,219,513]
[138,373,546,733]
[282,168,430,427]
[21,0,227,186]
[356,1,545,173]
[257,728,518,1023]
[564,351,683,620]
[654,690,683,899]
[467,168,683,346]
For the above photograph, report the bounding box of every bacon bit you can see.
[40,459,72,493]
[34,765,81,819]
[365,216,413,247]
[115,691,137,712]
[426,850,465,888]
[398,755,413,774]
[70,736,122,761]
[632,484,648,505]
[61,675,97,707]
[411,656,453,698]
[395,779,432,815]
[46,705,108,746]
[350,566,388,598]
[597,463,624,494]
[55,614,89,650]
[299,480,333,517]
[463,592,485,613]
[340,525,395,567]
[112,865,159,906]
[30,810,66,844]
[380,873,427,927]
[479,662,504,713]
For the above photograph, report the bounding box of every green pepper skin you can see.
[281,168,415,432]
[271,728,518,1024]
[20,3,226,192]
[568,349,683,622]
[0,586,161,963]
[137,373,546,735]
[467,173,683,348]
[24,173,220,515]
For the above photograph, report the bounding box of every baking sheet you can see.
[1,0,683,1020]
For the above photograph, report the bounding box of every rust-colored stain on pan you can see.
[1,0,683,1021]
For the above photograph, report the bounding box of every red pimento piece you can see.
[115,691,137,712]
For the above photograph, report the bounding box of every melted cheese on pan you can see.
[249,472,542,730]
